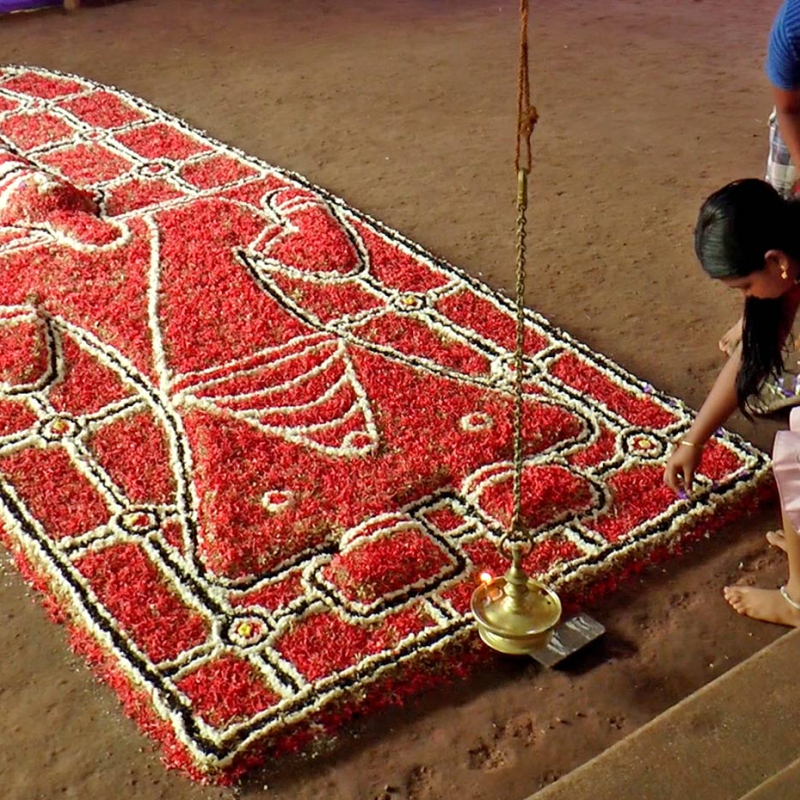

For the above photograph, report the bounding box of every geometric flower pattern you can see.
[0,66,771,782]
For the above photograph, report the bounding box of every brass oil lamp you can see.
[471,539,562,656]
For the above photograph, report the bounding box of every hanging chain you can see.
[510,0,537,539]
[510,172,528,537]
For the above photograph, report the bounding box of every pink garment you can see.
[773,407,800,531]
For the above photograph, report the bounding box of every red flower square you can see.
[0,111,74,150]
[38,143,134,185]
[551,353,678,429]
[177,655,280,730]
[179,154,259,190]
[114,122,212,161]
[87,411,177,506]
[0,447,110,540]
[75,542,209,662]
[1,73,87,99]
[435,289,548,354]
[277,612,373,681]
[230,571,305,613]
[59,90,149,129]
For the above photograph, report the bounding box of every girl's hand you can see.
[664,441,703,494]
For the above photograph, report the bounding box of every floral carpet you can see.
[0,66,771,782]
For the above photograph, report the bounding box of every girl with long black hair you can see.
[665,178,800,625]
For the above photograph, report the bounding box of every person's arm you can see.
[664,342,741,493]
[774,86,800,177]
[686,343,741,443]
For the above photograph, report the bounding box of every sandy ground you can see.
[0,0,793,798]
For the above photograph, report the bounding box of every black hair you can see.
[694,179,800,416]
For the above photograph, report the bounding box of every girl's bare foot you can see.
[718,318,743,356]
[766,530,788,552]
[723,585,800,626]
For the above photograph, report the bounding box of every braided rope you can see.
[514,0,537,175]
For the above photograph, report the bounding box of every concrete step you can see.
[738,755,800,800]
[527,628,800,800]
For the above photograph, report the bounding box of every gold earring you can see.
[782,263,789,280]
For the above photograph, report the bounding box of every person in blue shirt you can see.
[719,0,800,357]
[766,0,800,197]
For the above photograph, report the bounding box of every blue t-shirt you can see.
[768,0,800,89]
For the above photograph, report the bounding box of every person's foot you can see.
[719,318,743,356]
[766,530,788,552]
[723,585,800,626]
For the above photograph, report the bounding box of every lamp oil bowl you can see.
[471,543,562,656]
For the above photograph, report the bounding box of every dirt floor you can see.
[0,0,793,798]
